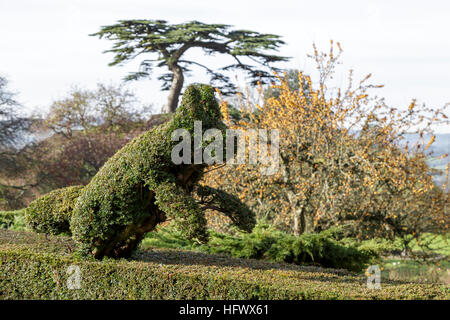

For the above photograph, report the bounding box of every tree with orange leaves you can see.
[203,41,449,242]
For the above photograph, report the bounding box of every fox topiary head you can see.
[172,83,226,132]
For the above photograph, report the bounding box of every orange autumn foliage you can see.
[203,42,449,239]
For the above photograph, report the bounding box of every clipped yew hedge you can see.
[24,185,84,235]
[69,84,253,259]
[1,229,448,300]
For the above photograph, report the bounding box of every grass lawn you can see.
[380,258,449,285]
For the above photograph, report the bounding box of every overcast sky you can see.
[0,0,449,131]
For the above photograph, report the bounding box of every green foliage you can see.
[70,84,255,259]
[341,233,450,257]
[0,210,16,229]
[0,209,26,230]
[340,237,402,255]
[24,186,84,235]
[411,233,450,256]
[1,229,447,300]
[142,224,379,272]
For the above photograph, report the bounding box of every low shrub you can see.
[24,185,84,235]
[340,237,402,255]
[0,209,26,230]
[1,229,447,300]
[0,210,16,229]
[142,224,379,272]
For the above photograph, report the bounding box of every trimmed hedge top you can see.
[1,229,448,300]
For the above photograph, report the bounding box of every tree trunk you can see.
[166,65,184,113]
[293,208,306,236]
[293,209,300,236]
[287,191,302,236]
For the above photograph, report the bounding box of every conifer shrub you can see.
[143,224,379,272]
[0,209,26,230]
[0,210,17,229]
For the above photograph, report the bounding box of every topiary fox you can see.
[25,84,255,259]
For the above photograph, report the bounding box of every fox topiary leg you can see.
[194,185,256,233]
[153,180,208,244]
